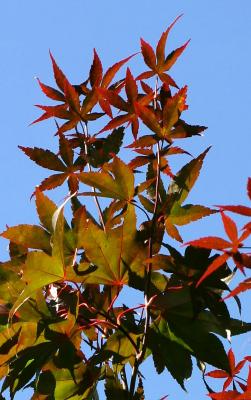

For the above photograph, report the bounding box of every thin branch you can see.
[98,310,139,355]
[129,78,161,399]
[121,366,129,391]
[130,200,151,222]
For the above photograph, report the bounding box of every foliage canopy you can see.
[1,16,251,400]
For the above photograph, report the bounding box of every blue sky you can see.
[0,1,251,399]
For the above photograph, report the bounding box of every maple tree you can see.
[0,16,251,400]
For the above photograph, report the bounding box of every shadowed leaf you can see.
[19,146,66,171]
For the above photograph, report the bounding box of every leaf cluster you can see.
[0,16,251,400]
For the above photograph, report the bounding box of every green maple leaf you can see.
[9,210,66,318]
[78,156,134,202]
[78,205,147,285]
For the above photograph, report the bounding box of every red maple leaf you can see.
[137,15,190,87]
[186,212,250,286]
[206,349,246,391]
[99,68,154,138]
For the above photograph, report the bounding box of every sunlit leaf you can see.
[78,206,146,285]
[49,51,68,92]
[39,173,68,191]
[196,253,230,287]
[139,16,189,86]
[224,278,251,300]
[163,40,190,72]
[186,237,231,250]
[35,189,57,232]
[208,390,241,399]
[140,38,156,70]
[1,225,51,253]
[169,204,216,226]
[247,177,251,200]
[79,156,134,201]
[37,78,65,102]
[9,251,64,318]
[215,205,251,217]
[221,212,239,243]
[156,15,183,66]
[165,219,183,242]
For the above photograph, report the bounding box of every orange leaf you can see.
[135,103,162,137]
[101,88,127,111]
[98,97,113,118]
[186,236,231,250]
[33,104,70,123]
[162,39,190,72]
[206,370,229,379]
[165,218,183,242]
[221,212,238,243]
[159,72,179,88]
[102,53,137,88]
[125,68,138,103]
[216,205,251,217]
[90,49,103,87]
[140,38,156,70]
[126,135,157,149]
[196,253,230,287]
[63,80,80,112]
[239,228,251,242]
[156,15,183,66]
[235,359,246,375]
[136,71,155,81]
[99,114,130,133]
[49,51,68,92]
[224,278,251,300]
[208,391,241,400]
[39,173,68,191]
[228,348,236,375]
[37,78,65,102]
[248,178,251,200]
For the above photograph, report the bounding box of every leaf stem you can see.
[81,122,106,231]
[130,200,151,222]
[129,79,161,397]
[98,310,140,354]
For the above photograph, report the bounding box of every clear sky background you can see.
[0,1,251,399]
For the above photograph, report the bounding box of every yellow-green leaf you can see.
[78,206,146,285]
[1,225,51,253]
[170,204,216,226]
[35,188,57,232]
[10,251,64,318]
[79,156,134,201]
